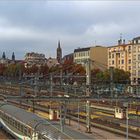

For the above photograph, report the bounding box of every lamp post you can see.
[77,99,80,130]
[110,67,114,105]
[123,102,128,140]
[85,59,91,133]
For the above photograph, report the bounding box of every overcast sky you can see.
[0,1,140,59]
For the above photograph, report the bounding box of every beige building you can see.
[46,57,58,68]
[108,37,140,85]
[131,36,140,84]
[108,42,132,72]
[74,46,108,71]
[25,52,46,68]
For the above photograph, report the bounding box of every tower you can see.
[2,52,6,59]
[57,40,62,63]
[12,52,15,61]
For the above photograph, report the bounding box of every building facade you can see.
[46,57,58,68]
[108,37,140,85]
[108,42,132,72]
[62,53,74,64]
[25,52,46,68]
[0,52,16,66]
[131,37,140,84]
[74,46,108,71]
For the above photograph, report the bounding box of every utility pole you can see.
[19,83,22,107]
[60,68,63,88]
[50,74,53,96]
[33,68,40,112]
[110,67,114,105]
[34,73,39,97]
[60,102,64,132]
[86,59,91,96]
[85,58,91,133]
[77,99,80,130]
[123,102,129,140]
[49,73,53,115]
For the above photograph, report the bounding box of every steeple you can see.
[12,52,15,61]
[2,52,6,59]
[57,40,62,63]
[58,40,61,49]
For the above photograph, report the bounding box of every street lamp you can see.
[123,102,128,140]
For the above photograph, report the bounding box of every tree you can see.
[0,64,6,76]
[40,64,49,75]
[93,68,130,84]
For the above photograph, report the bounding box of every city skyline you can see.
[0,1,140,59]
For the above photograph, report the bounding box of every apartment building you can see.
[25,52,46,68]
[108,37,140,84]
[131,36,140,84]
[108,40,132,72]
[74,46,108,71]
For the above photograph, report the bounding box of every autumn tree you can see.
[0,64,6,76]
[94,68,130,84]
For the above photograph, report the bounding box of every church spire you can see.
[2,52,6,59]
[12,52,15,61]
[58,40,61,48]
[57,40,62,63]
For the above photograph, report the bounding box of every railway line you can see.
[7,100,140,139]
[0,84,140,139]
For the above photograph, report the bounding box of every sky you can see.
[0,0,140,59]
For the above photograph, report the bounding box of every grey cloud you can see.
[0,1,140,59]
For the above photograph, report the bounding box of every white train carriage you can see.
[114,107,126,119]
[0,101,71,140]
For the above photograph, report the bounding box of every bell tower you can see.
[57,40,62,63]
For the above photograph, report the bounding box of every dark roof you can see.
[74,47,90,53]
[133,36,140,40]
[63,53,73,57]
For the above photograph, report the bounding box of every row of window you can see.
[108,46,131,52]
[75,58,89,63]
[74,51,89,58]
[133,70,140,75]
[0,111,32,137]
[109,58,132,65]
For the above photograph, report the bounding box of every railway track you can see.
[7,100,140,139]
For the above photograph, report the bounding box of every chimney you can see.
[118,39,122,45]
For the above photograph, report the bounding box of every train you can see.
[0,101,71,140]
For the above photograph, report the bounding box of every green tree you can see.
[93,68,130,84]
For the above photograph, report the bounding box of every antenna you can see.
[95,40,97,46]
[120,33,122,40]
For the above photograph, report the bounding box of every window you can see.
[112,54,114,58]
[118,53,120,58]
[128,59,131,64]
[122,60,124,64]
[129,66,131,71]
[139,46,140,52]
[112,60,114,65]
[138,70,140,76]
[109,52,111,58]
[138,54,140,60]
